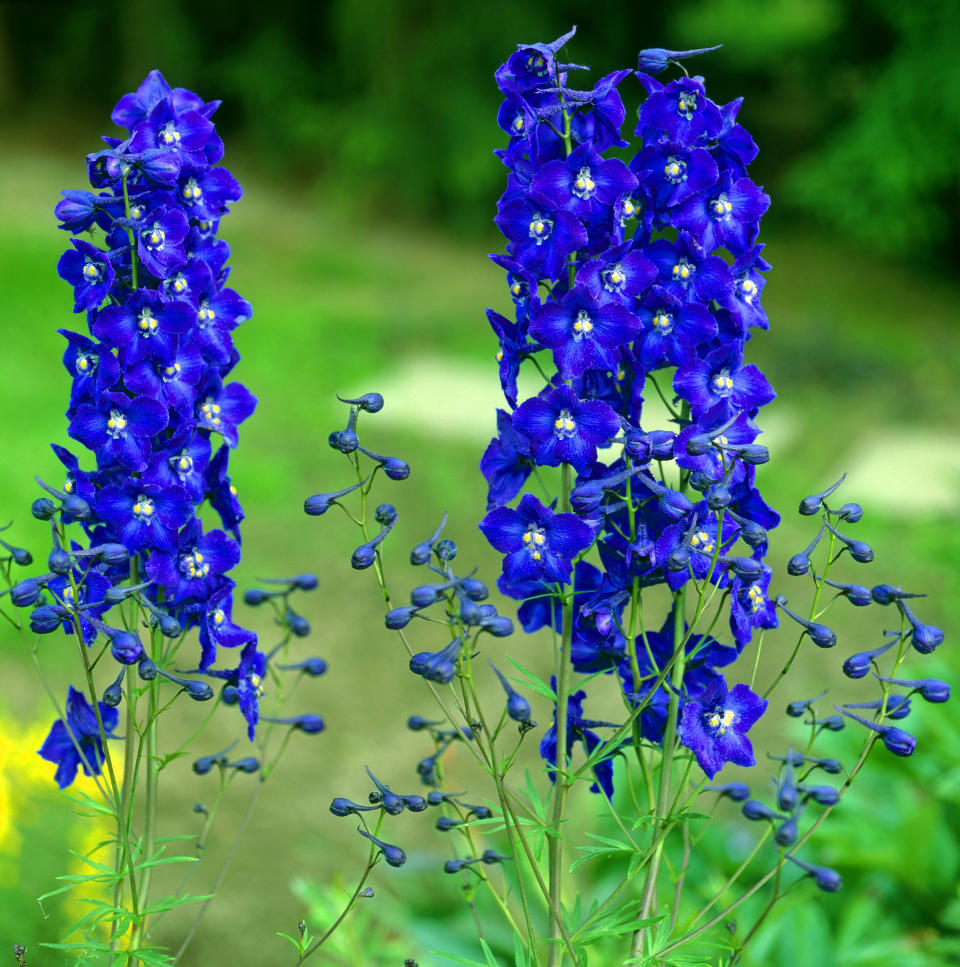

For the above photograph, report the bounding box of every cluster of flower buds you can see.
[737,749,842,891]
[481,30,777,789]
[782,479,947,760]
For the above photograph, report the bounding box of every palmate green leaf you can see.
[506,657,557,701]
[570,833,637,872]
[60,788,117,818]
[143,892,212,915]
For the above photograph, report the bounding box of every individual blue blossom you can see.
[56,239,115,312]
[529,285,640,379]
[145,520,240,604]
[68,392,169,471]
[577,243,656,307]
[480,409,534,510]
[636,74,723,142]
[512,385,619,472]
[634,286,717,370]
[495,194,586,278]
[38,686,118,789]
[672,171,770,255]
[679,675,768,779]
[673,342,776,419]
[96,481,193,552]
[92,290,194,366]
[480,493,594,586]
[195,380,257,448]
[630,140,719,210]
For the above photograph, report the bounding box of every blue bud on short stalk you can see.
[285,607,310,637]
[221,684,239,705]
[835,706,916,756]
[799,784,840,806]
[871,584,925,606]
[351,517,397,570]
[459,577,488,601]
[31,498,57,520]
[410,512,448,565]
[489,660,532,724]
[785,690,826,717]
[875,674,950,704]
[29,605,65,634]
[775,596,836,648]
[799,474,845,516]
[407,715,443,732]
[365,766,405,815]
[337,392,384,413]
[304,477,370,516]
[435,538,457,562]
[823,520,873,563]
[436,816,464,831]
[842,638,896,679]
[260,713,325,733]
[138,657,157,680]
[109,630,144,664]
[895,600,944,654]
[636,44,722,73]
[329,797,380,817]
[835,502,862,523]
[277,657,328,676]
[47,546,71,575]
[742,800,783,822]
[357,445,410,480]
[787,854,842,892]
[385,605,420,629]
[787,525,825,576]
[356,827,406,867]
[375,503,397,525]
[62,495,92,522]
[102,666,126,707]
[775,808,802,847]
[705,782,750,801]
[11,576,48,608]
[226,757,260,773]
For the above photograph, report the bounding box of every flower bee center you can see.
[129,204,144,220]
[512,114,524,133]
[170,273,188,294]
[711,194,733,218]
[75,351,98,375]
[143,224,165,248]
[672,257,694,282]
[131,495,155,521]
[664,158,686,183]
[676,91,698,120]
[160,122,181,146]
[652,310,673,333]
[213,608,226,625]
[200,398,222,426]
[82,260,101,281]
[64,476,75,494]
[553,408,577,439]
[572,166,597,199]
[182,178,203,202]
[181,548,210,579]
[198,302,216,326]
[602,263,626,292]
[705,706,736,735]
[509,278,528,301]
[521,524,547,561]
[137,309,159,334]
[689,530,715,554]
[747,584,764,613]
[711,370,735,395]
[528,212,554,244]
[171,449,194,477]
[161,361,182,381]
[739,277,758,302]
[572,309,594,337]
[621,196,638,218]
[106,409,128,437]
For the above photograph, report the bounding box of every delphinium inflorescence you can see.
[1,70,328,960]
[469,28,950,967]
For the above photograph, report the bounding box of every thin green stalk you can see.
[547,463,573,967]
[632,586,686,959]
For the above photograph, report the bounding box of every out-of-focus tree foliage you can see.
[0,0,957,257]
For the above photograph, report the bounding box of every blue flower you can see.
[512,385,619,472]
[480,409,534,510]
[529,285,640,379]
[637,75,723,142]
[495,194,586,278]
[540,684,615,797]
[480,493,594,586]
[679,676,767,779]
[38,686,118,788]
[57,239,115,312]
[68,392,169,471]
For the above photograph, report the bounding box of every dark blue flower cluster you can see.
[481,30,777,786]
[25,70,266,782]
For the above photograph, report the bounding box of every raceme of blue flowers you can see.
[480,28,781,785]
[34,70,264,785]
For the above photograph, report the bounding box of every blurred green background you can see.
[0,0,958,964]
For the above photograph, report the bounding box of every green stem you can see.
[547,463,573,967]
[138,629,160,936]
[632,586,686,958]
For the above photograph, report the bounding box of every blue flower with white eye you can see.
[198,583,256,670]
[532,142,638,222]
[92,290,194,366]
[480,409,534,511]
[529,285,640,379]
[68,392,169,471]
[512,385,620,473]
[39,685,118,789]
[57,239,115,312]
[673,342,776,419]
[96,480,194,552]
[637,75,723,143]
[480,493,594,586]
[679,675,767,779]
[136,206,189,277]
[672,171,770,255]
[644,232,732,305]
[145,519,240,604]
[630,140,719,211]
[495,193,586,278]
[576,243,657,307]
[59,330,121,410]
[634,285,717,371]
[194,380,257,448]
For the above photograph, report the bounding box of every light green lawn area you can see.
[0,143,957,963]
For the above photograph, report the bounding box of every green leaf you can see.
[506,657,557,701]
[143,892,212,915]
